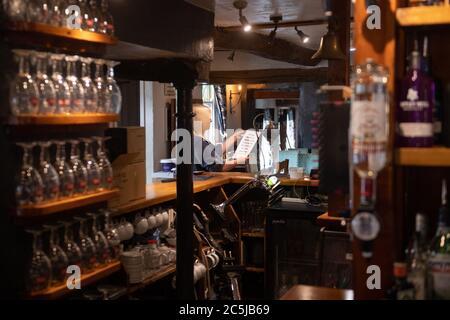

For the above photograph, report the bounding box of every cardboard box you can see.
[109,161,146,208]
[106,127,146,164]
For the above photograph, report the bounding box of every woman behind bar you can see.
[193,103,246,172]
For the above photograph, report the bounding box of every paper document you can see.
[232,130,258,160]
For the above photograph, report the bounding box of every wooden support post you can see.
[174,79,196,300]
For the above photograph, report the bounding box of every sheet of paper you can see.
[232,130,258,160]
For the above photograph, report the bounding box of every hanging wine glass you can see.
[50,54,71,114]
[74,216,97,272]
[93,136,113,190]
[16,142,44,206]
[60,220,82,267]
[99,0,114,36]
[80,57,98,113]
[105,60,121,114]
[33,51,57,115]
[25,228,52,293]
[3,0,27,21]
[43,224,69,286]
[10,49,40,116]
[100,209,121,261]
[65,55,85,113]
[68,140,88,195]
[37,141,60,202]
[86,212,110,266]
[53,140,75,198]
[81,138,101,192]
[93,59,107,113]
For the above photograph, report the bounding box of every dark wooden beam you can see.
[214,29,320,67]
[209,68,327,84]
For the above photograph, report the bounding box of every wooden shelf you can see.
[19,189,119,217]
[395,147,450,167]
[30,261,121,299]
[396,5,450,27]
[8,113,119,126]
[245,267,265,273]
[5,21,118,45]
[127,264,176,294]
[242,231,265,238]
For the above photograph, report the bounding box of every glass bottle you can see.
[10,49,40,116]
[406,213,428,300]
[16,142,44,206]
[37,141,60,202]
[53,140,75,198]
[65,55,85,113]
[60,220,82,267]
[68,140,88,195]
[105,60,122,114]
[86,212,110,266]
[351,58,389,182]
[427,180,450,300]
[80,57,98,113]
[26,229,52,293]
[94,136,113,190]
[78,0,91,31]
[81,138,101,192]
[50,54,71,114]
[88,0,100,33]
[94,59,107,113]
[43,224,68,286]
[34,51,57,115]
[387,262,415,300]
[48,0,64,26]
[74,216,97,272]
[397,49,434,147]
[3,0,27,21]
[26,0,51,24]
[99,0,114,36]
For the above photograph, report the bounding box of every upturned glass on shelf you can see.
[53,140,75,198]
[50,54,71,114]
[10,49,40,116]
[65,55,85,113]
[16,142,44,206]
[37,141,60,202]
[33,51,57,115]
[80,57,98,113]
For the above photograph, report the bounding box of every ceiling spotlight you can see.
[268,15,282,45]
[233,0,252,32]
[228,50,236,61]
[295,26,310,44]
[268,26,278,45]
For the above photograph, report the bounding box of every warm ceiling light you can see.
[295,26,310,44]
[234,0,252,32]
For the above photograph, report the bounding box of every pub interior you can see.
[0,0,450,302]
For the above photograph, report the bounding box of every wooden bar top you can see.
[280,285,354,300]
[113,172,319,215]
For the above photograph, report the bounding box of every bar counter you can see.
[113,172,319,215]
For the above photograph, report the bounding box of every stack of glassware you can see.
[10,49,121,116]
[16,136,114,206]
[2,0,115,36]
[26,209,121,293]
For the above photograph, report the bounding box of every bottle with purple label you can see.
[397,50,434,147]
